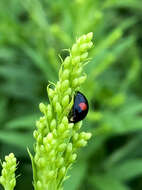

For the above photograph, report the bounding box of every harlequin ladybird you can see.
[68,91,89,123]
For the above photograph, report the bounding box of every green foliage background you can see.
[0,0,142,189]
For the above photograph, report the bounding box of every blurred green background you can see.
[0,0,142,189]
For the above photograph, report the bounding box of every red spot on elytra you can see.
[79,102,87,111]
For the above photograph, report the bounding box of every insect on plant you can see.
[68,91,89,123]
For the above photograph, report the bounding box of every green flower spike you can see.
[0,153,17,190]
[32,32,93,190]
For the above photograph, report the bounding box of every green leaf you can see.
[0,131,34,149]
[105,134,142,168]
[5,114,39,130]
[107,159,142,181]
[90,174,130,190]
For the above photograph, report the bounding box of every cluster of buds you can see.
[32,33,93,190]
[0,153,17,190]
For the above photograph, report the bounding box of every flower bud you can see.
[9,179,16,187]
[0,176,4,184]
[51,139,56,145]
[44,143,51,152]
[64,87,72,96]
[33,130,38,139]
[56,157,64,167]
[37,120,44,131]
[58,123,66,133]
[2,162,6,168]
[69,153,77,163]
[62,69,70,80]
[40,145,45,153]
[39,103,46,113]
[37,133,42,143]
[74,121,82,130]
[72,56,80,65]
[46,133,53,143]
[62,130,70,138]
[72,78,78,88]
[53,95,58,106]
[47,87,54,99]
[77,35,86,44]
[9,153,14,159]
[62,95,69,107]
[39,116,45,123]
[68,123,74,129]
[47,105,52,120]
[59,167,66,177]
[73,133,79,142]
[80,132,92,140]
[71,44,79,55]
[47,170,55,179]
[74,67,83,77]
[62,116,68,126]
[58,143,67,152]
[50,119,56,131]
[52,129,57,137]
[86,32,93,42]
[88,41,93,48]
[80,52,88,61]
[37,180,42,190]
[56,102,62,114]
[2,169,6,177]
[76,139,87,147]
[64,56,71,68]
[38,158,46,168]
[56,81,61,91]
[51,156,56,163]
[61,80,69,91]
[49,150,55,157]
[67,143,72,153]
[80,43,89,52]
[78,75,87,85]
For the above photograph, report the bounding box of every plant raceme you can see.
[0,32,93,190]
[0,153,17,190]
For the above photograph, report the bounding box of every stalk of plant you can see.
[0,32,93,190]
[31,32,93,190]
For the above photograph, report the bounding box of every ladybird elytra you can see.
[78,102,87,111]
[68,91,89,123]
